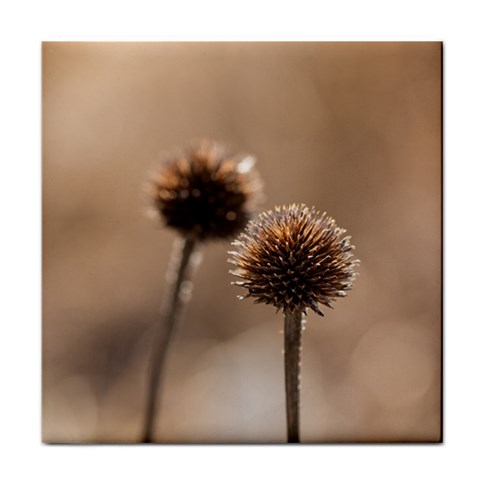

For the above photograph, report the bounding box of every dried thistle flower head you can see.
[229,204,359,315]
[151,140,263,241]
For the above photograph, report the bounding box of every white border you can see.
[1,1,479,479]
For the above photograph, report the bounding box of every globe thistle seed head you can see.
[151,140,263,241]
[229,204,359,316]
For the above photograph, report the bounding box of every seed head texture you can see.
[152,140,262,241]
[229,204,359,315]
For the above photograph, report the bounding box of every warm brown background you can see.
[42,42,441,443]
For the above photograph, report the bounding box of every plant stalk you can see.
[141,235,198,443]
[284,307,304,443]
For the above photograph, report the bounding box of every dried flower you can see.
[143,139,262,442]
[230,204,359,442]
[151,140,262,241]
[229,204,359,316]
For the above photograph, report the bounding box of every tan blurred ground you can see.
[42,42,441,443]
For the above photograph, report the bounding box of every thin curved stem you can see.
[284,307,304,443]
[141,236,198,443]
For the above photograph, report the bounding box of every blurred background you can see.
[42,42,441,443]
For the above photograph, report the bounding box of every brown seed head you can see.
[229,204,359,316]
[151,140,263,241]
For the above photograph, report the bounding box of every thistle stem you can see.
[284,307,304,443]
[141,236,198,443]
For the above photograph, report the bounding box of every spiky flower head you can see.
[229,204,359,316]
[151,140,263,241]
